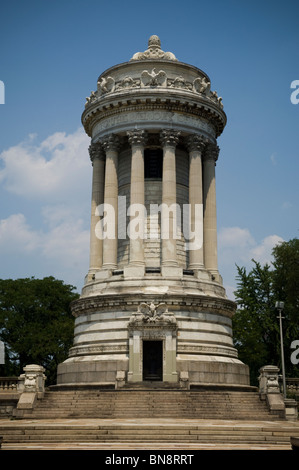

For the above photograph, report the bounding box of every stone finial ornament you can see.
[131,35,177,61]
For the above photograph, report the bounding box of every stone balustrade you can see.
[0,377,18,391]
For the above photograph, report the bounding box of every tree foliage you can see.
[0,277,79,385]
[233,238,299,385]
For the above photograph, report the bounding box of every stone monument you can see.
[57,36,250,388]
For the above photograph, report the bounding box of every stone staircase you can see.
[1,419,299,449]
[15,387,280,421]
[1,387,298,449]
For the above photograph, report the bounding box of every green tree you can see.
[0,277,78,385]
[233,238,299,385]
[233,261,278,385]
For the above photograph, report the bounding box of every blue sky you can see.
[0,0,298,299]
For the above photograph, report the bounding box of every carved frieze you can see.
[169,76,192,91]
[115,76,140,91]
[86,71,223,111]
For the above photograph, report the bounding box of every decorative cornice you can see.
[82,95,226,138]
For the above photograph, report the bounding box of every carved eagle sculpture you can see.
[141,69,167,88]
[97,76,115,95]
[138,302,168,322]
[193,76,211,95]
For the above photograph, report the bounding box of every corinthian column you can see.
[126,130,147,275]
[186,134,205,270]
[160,129,180,273]
[101,134,120,270]
[88,142,105,279]
[203,142,219,279]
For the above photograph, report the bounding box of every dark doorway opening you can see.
[143,340,163,381]
[144,148,163,179]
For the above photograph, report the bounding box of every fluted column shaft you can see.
[187,135,205,269]
[127,130,147,266]
[203,143,219,276]
[102,134,120,270]
[88,143,105,275]
[160,130,180,267]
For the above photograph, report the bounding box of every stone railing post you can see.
[258,365,280,398]
[16,364,46,413]
[258,365,298,420]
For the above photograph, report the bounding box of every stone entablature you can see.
[70,293,236,318]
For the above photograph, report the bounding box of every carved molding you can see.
[178,344,238,358]
[70,294,236,318]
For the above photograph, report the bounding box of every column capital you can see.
[89,142,105,163]
[186,134,207,153]
[160,129,180,147]
[204,142,220,162]
[101,134,120,152]
[127,129,148,147]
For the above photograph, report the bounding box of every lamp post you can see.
[275,301,286,399]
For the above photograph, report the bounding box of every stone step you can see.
[1,420,299,447]
[18,389,280,421]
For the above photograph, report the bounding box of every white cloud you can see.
[250,234,283,265]
[0,128,92,288]
[0,128,91,202]
[270,153,277,165]
[218,226,284,299]
[0,211,89,288]
[219,226,283,267]
[0,213,41,253]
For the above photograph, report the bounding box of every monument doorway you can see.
[143,340,163,381]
